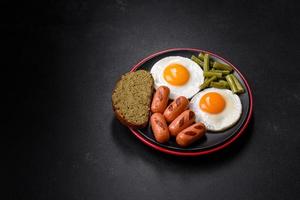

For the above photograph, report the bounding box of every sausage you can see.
[163,96,189,123]
[150,113,170,143]
[168,110,195,137]
[176,122,206,147]
[151,86,170,113]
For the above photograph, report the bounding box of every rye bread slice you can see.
[112,70,154,129]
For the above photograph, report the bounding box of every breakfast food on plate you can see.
[163,96,189,123]
[191,52,244,93]
[189,88,242,131]
[112,70,154,128]
[113,51,247,149]
[150,56,204,99]
[168,110,195,137]
[176,122,206,147]
[151,86,170,113]
[150,113,170,143]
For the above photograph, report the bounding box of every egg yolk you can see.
[199,92,226,114]
[163,63,190,86]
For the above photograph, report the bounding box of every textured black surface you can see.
[7,0,300,199]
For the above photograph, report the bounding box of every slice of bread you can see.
[112,70,154,128]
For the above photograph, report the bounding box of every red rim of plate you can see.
[128,48,253,156]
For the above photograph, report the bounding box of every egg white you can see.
[150,56,204,99]
[189,88,242,131]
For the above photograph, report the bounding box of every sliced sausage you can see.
[163,96,189,123]
[176,122,206,147]
[150,113,170,143]
[151,86,170,113]
[168,110,195,137]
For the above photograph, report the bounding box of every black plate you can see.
[130,48,252,154]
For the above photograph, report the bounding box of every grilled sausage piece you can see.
[168,110,195,137]
[163,96,189,123]
[150,113,170,143]
[151,86,170,113]
[176,122,206,147]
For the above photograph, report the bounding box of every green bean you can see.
[230,74,245,94]
[219,80,229,86]
[198,52,205,60]
[217,76,227,81]
[191,55,204,68]
[200,76,217,90]
[198,52,213,66]
[225,75,238,93]
[210,81,230,89]
[210,69,231,76]
[213,61,233,71]
[203,71,222,78]
[203,53,210,72]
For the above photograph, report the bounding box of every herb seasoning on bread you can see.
[112,70,154,128]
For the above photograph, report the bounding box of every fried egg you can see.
[189,88,242,131]
[150,56,204,99]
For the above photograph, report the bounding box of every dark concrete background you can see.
[6,0,300,199]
